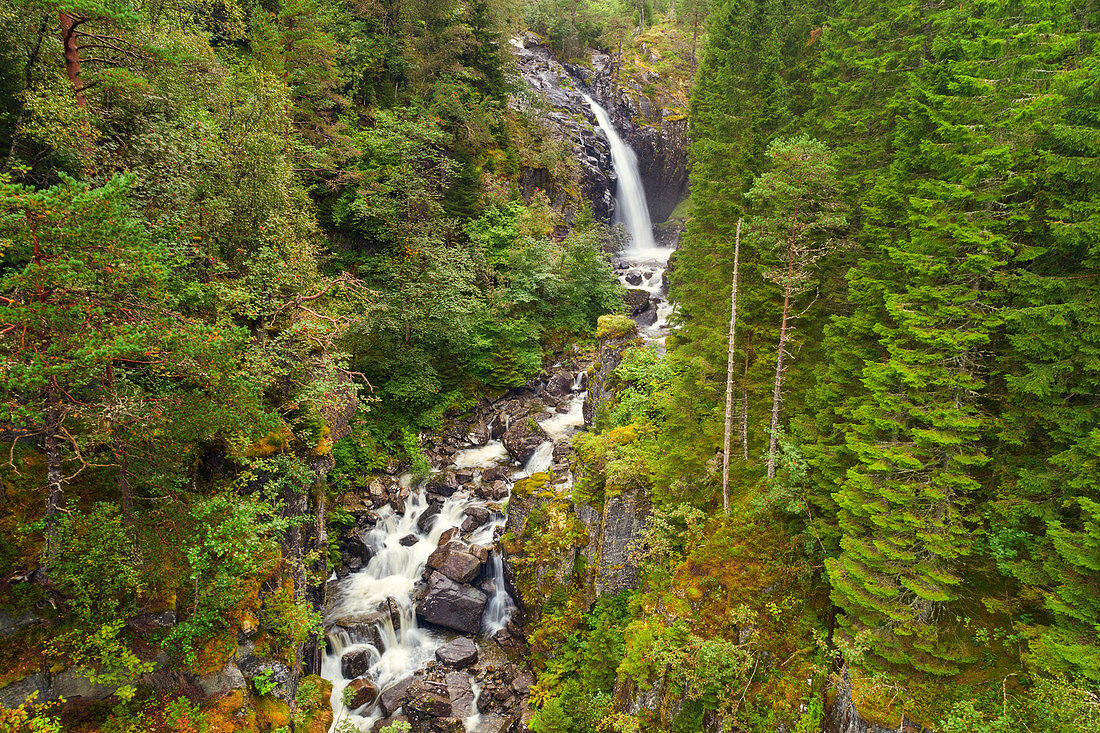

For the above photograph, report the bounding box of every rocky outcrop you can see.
[435,638,478,669]
[579,49,689,223]
[415,572,488,634]
[828,668,934,733]
[511,39,617,222]
[584,315,641,424]
[501,417,549,466]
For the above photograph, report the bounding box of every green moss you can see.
[597,314,637,339]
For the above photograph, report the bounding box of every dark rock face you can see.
[436,549,483,584]
[511,43,616,222]
[341,648,374,679]
[435,638,478,670]
[417,502,443,533]
[345,677,378,709]
[828,668,933,733]
[379,676,415,716]
[426,472,460,497]
[502,418,550,465]
[592,486,650,596]
[513,41,688,225]
[415,572,488,634]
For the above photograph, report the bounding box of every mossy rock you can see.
[597,314,637,339]
[253,694,291,731]
[512,472,552,497]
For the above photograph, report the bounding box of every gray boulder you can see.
[415,572,488,634]
[379,676,415,716]
[435,637,478,670]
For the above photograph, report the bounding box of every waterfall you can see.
[321,377,592,730]
[481,553,517,635]
[584,95,666,263]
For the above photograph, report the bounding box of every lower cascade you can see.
[320,379,587,731]
[583,94,675,346]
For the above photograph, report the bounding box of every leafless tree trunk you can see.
[742,330,751,461]
[721,218,742,515]
[44,388,63,568]
[767,242,797,479]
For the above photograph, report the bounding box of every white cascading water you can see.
[583,95,666,264]
[584,94,676,346]
[321,377,589,731]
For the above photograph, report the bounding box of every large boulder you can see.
[445,672,475,718]
[435,637,478,670]
[426,472,460,497]
[379,676,415,716]
[436,549,482,584]
[502,418,549,465]
[545,369,574,397]
[342,648,374,679]
[415,572,488,634]
[345,677,378,709]
[404,681,452,718]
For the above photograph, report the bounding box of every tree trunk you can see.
[767,244,797,479]
[59,13,87,108]
[742,330,751,461]
[721,218,743,516]
[43,390,64,569]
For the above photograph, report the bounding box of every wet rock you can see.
[438,527,460,546]
[481,467,508,484]
[416,572,488,634]
[405,681,452,717]
[399,534,419,547]
[387,597,402,630]
[379,676,415,716]
[624,272,643,285]
[391,496,406,514]
[341,648,374,679]
[435,637,478,670]
[445,672,475,717]
[468,543,491,563]
[545,370,574,397]
[345,677,379,709]
[373,716,409,733]
[454,469,475,485]
[479,714,518,733]
[417,502,443,533]
[427,472,460,497]
[502,418,550,465]
[461,506,490,532]
[436,548,483,584]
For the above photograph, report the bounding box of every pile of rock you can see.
[369,652,532,733]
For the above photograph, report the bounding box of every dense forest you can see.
[0,1,1098,733]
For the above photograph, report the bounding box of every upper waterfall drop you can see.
[583,95,668,263]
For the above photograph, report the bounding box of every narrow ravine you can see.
[320,85,672,733]
[321,382,587,731]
